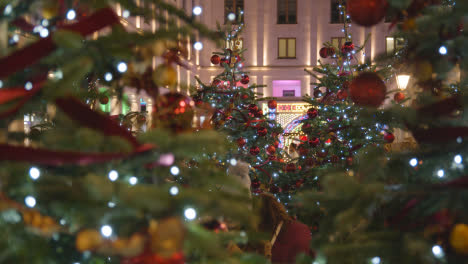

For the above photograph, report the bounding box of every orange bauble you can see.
[348,0,388,27]
[349,72,387,107]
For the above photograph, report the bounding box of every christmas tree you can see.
[0,1,266,263]
[192,20,291,198]
[295,0,468,263]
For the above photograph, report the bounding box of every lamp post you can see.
[396,74,411,90]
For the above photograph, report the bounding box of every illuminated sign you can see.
[262,103,309,113]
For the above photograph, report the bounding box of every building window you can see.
[225,0,244,23]
[278,0,297,24]
[331,0,347,24]
[278,38,296,59]
[386,37,405,55]
[331,37,347,49]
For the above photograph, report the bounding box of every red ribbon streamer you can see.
[0,7,120,79]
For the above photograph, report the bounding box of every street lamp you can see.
[396,74,411,90]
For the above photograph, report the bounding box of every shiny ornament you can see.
[248,104,259,113]
[153,65,177,87]
[210,55,221,64]
[284,163,296,172]
[251,179,261,189]
[76,229,103,252]
[394,92,405,103]
[337,89,348,100]
[384,133,395,143]
[349,72,387,107]
[274,141,280,148]
[267,100,277,109]
[153,93,194,133]
[266,145,276,155]
[241,94,249,100]
[319,47,329,58]
[307,108,318,119]
[237,137,246,147]
[250,146,260,155]
[309,137,320,147]
[257,127,268,137]
[99,95,109,105]
[347,0,388,27]
[450,224,468,254]
[240,75,250,85]
[313,89,322,98]
[341,42,355,54]
[298,146,309,156]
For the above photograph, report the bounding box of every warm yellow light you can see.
[396,74,410,90]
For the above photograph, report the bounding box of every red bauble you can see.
[257,127,268,137]
[269,185,280,194]
[307,108,318,119]
[330,155,339,163]
[99,95,109,105]
[240,75,250,85]
[274,141,280,148]
[212,79,221,87]
[317,149,328,158]
[154,93,194,133]
[298,146,309,156]
[341,41,355,54]
[346,156,354,166]
[301,123,312,132]
[284,163,296,172]
[337,89,348,100]
[305,157,315,167]
[347,0,388,27]
[241,94,249,100]
[267,100,277,109]
[250,146,260,155]
[254,110,264,118]
[394,92,405,103]
[384,133,395,143]
[248,104,259,113]
[319,47,329,58]
[266,145,276,155]
[210,55,221,65]
[349,72,387,107]
[237,137,246,147]
[308,137,320,147]
[251,179,261,189]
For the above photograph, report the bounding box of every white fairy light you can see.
[227,13,236,21]
[108,170,119,181]
[230,159,237,166]
[4,5,12,15]
[104,72,113,81]
[25,196,36,208]
[439,46,447,55]
[29,167,41,180]
[129,176,138,185]
[122,10,130,18]
[39,28,49,38]
[454,155,462,164]
[371,257,381,264]
[170,166,180,176]
[170,186,179,196]
[432,245,444,258]
[192,6,202,16]
[409,158,418,167]
[108,201,116,208]
[66,9,76,20]
[184,208,197,220]
[117,62,127,73]
[100,225,113,237]
[193,42,203,51]
[41,20,49,27]
[437,169,445,178]
[25,82,33,91]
